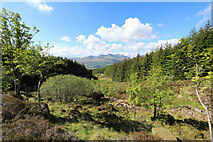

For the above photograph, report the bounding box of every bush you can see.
[93,80,125,96]
[41,75,95,103]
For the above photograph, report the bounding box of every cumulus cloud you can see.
[76,34,123,51]
[48,44,89,58]
[196,4,211,28]
[48,43,117,58]
[76,32,179,57]
[124,39,179,51]
[82,35,110,50]
[110,43,123,50]
[96,17,157,42]
[27,0,53,12]
[118,52,138,58]
[48,38,179,58]
[76,35,86,42]
[60,36,71,42]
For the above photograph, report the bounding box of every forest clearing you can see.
[1,3,213,141]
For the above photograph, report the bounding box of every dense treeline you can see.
[4,56,94,92]
[98,22,212,82]
[1,9,94,96]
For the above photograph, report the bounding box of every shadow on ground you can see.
[49,92,153,133]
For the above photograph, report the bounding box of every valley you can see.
[1,6,212,141]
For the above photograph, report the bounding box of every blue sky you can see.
[1,2,212,58]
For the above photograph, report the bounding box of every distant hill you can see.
[74,54,129,69]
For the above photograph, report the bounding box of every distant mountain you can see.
[74,54,129,69]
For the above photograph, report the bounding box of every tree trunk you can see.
[195,83,212,141]
[195,62,212,142]
[133,106,136,120]
[154,103,157,119]
[37,80,41,104]
[17,77,21,95]
[12,71,17,95]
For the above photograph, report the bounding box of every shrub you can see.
[40,75,95,103]
[93,80,125,96]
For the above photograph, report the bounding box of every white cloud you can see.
[76,32,179,57]
[124,39,179,51]
[118,52,138,58]
[28,0,53,12]
[196,4,211,28]
[60,36,71,42]
[48,43,117,58]
[82,35,110,51]
[76,35,86,42]
[48,44,89,58]
[48,38,179,58]
[158,23,163,27]
[110,43,123,50]
[77,34,125,51]
[197,4,211,17]
[96,17,157,42]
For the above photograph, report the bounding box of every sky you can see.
[1,1,212,58]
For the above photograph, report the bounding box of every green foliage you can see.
[144,66,173,117]
[2,68,13,92]
[40,75,95,103]
[126,72,142,106]
[1,8,39,95]
[102,22,212,82]
[127,66,173,118]
[1,9,94,95]
[93,80,124,96]
[92,66,109,75]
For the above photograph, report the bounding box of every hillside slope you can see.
[75,54,129,69]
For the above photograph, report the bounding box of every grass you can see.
[48,102,129,140]
[47,100,131,140]
[44,79,211,140]
[48,102,68,117]
[169,122,210,140]
[62,121,127,140]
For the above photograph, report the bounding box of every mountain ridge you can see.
[73,54,129,69]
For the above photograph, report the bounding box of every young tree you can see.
[27,44,64,103]
[126,72,141,119]
[1,8,39,96]
[144,66,173,119]
[127,66,173,120]
[183,23,213,141]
